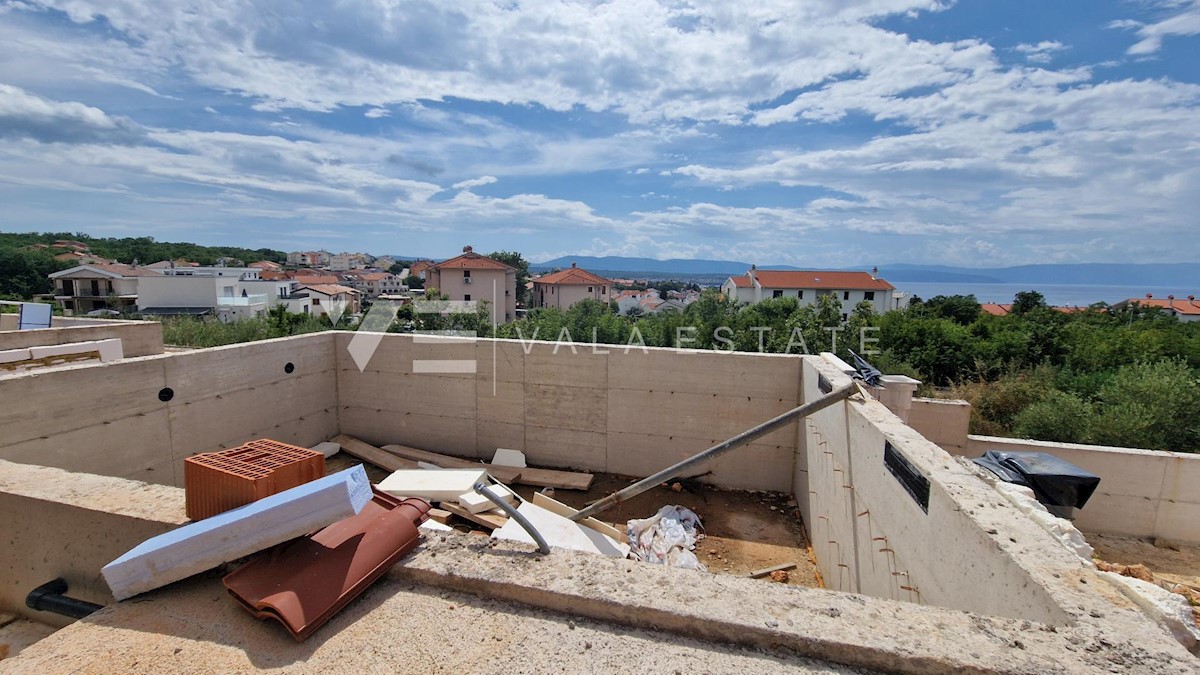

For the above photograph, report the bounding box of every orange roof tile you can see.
[534,266,611,286]
[1119,297,1200,316]
[726,276,753,288]
[749,270,894,291]
[431,251,514,271]
[980,303,1012,316]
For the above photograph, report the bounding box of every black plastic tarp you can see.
[973,451,1100,510]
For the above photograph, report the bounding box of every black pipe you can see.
[26,578,104,620]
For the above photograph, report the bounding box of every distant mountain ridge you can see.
[531,256,1200,287]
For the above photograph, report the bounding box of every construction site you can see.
[1,317,1198,673]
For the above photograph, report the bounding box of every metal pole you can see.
[473,482,550,554]
[569,382,859,522]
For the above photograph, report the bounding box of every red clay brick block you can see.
[185,439,326,520]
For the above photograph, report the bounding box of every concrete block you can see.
[0,348,32,364]
[377,469,488,502]
[492,502,629,557]
[102,466,372,601]
[458,483,518,513]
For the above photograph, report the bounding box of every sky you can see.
[0,0,1198,267]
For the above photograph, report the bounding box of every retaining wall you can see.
[0,460,187,626]
[906,397,970,453]
[798,358,1082,624]
[0,333,338,486]
[335,333,804,491]
[0,316,164,357]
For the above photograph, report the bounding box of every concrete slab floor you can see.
[2,571,871,674]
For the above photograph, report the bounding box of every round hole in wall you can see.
[158,388,174,402]
[284,362,295,374]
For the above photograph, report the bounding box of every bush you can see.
[1011,390,1093,443]
[1090,358,1200,452]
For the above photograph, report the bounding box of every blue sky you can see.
[0,0,1198,266]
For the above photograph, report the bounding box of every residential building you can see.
[1112,295,1200,322]
[146,259,201,270]
[48,263,161,314]
[136,267,296,321]
[981,303,1088,317]
[285,283,361,319]
[424,246,517,324]
[531,264,612,310]
[52,251,113,265]
[374,256,398,271]
[286,251,331,266]
[329,252,370,271]
[722,267,905,316]
[409,260,433,279]
[614,289,656,315]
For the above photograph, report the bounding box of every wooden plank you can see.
[381,444,522,483]
[747,562,798,579]
[441,501,508,530]
[532,492,624,542]
[427,508,452,525]
[334,435,420,472]
[382,443,593,490]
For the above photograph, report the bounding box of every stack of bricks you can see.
[185,439,326,520]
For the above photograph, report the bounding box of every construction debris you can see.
[333,435,419,472]
[377,469,489,502]
[458,483,518,513]
[184,440,325,521]
[441,501,508,530]
[223,489,430,642]
[309,442,341,459]
[102,466,372,601]
[492,448,527,468]
[627,505,706,571]
[769,570,790,583]
[493,502,630,557]
[748,562,798,579]
[383,444,594,490]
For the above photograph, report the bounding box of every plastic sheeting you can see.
[627,505,706,571]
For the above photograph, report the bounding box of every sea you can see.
[896,283,1198,307]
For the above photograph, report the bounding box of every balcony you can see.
[217,294,269,307]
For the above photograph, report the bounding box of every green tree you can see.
[486,251,530,306]
[1011,291,1047,315]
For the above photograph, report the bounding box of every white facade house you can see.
[137,267,296,321]
[48,263,161,315]
[329,253,370,271]
[722,268,906,316]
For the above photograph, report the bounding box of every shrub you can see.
[1011,390,1093,443]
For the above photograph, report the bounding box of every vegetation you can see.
[159,306,331,348]
[486,251,530,306]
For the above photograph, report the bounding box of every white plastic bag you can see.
[627,505,706,571]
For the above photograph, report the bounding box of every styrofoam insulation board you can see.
[492,448,527,468]
[377,469,488,502]
[310,441,341,458]
[458,484,518,513]
[101,466,372,601]
[492,502,631,558]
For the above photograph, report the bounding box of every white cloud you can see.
[1013,41,1068,63]
[452,175,498,190]
[364,107,390,118]
[0,82,143,144]
[1111,0,1200,54]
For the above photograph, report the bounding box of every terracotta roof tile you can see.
[534,266,611,286]
[430,252,514,271]
[1120,297,1200,316]
[749,270,895,291]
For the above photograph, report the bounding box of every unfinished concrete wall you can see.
[799,358,1085,624]
[0,318,164,357]
[336,333,803,491]
[0,460,187,626]
[967,435,1200,545]
[907,397,970,453]
[0,333,338,486]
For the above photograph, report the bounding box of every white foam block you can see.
[492,448,527,468]
[458,484,518,513]
[377,469,488,502]
[310,441,341,458]
[101,466,372,601]
[492,502,630,558]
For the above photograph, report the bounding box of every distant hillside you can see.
[533,256,1200,287]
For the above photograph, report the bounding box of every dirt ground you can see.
[1087,533,1200,589]
[325,454,823,588]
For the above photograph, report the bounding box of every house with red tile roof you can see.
[424,246,517,324]
[532,263,613,310]
[1112,295,1200,323]
[722,266,905,316]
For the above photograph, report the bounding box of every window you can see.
[798,290,804,299]
[463,270,471,279]
[602,286,607,294]
[588,286,593,293]
[772,289,783,298]
[843,291,850,300]
[842,313,848,321]
[464,294,471,302]
[864,291,875,301]
[313,298,321,305]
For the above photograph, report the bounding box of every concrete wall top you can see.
[0,318,164,357]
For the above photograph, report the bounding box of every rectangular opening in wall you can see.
[884,441,929,513]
